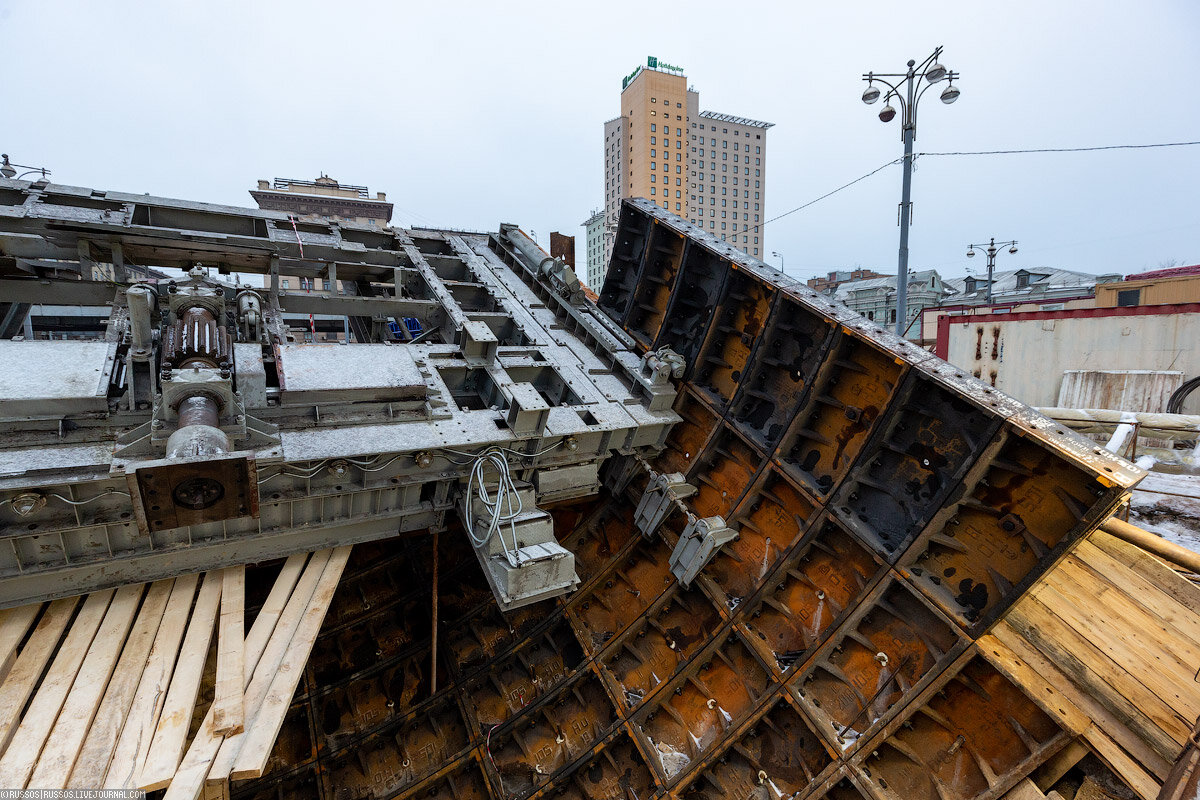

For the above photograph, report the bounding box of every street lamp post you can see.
[966,237,1018,305]
[0,154,51,181]
[861,46,961,337]
[771,251,784,274]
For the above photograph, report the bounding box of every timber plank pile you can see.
[985,530,1200,800]
[0,547,348,796]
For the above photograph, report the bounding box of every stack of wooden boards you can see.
[0,545,349,797]
[985,529,1200,800]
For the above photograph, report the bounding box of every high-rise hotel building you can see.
[595,58,773,286]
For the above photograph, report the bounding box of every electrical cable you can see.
[742,139,1200,239]
[48,489,131,505]
[915,140,1200,157]
[464,447,526,566]
[743,157,903,236]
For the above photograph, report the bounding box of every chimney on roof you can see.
[377,192,386,201]
[257,180,269,190]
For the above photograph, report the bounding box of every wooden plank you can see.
[0,597,78,756]
[29,583,146,788]
[1079,724,1163,800]
[102,573,199,790]
[1088,530,1200,611]
[230,546,352,780]
[138,571,222,791]
[997,611,1178,772]
[1073,539,1200,650]
[978,632,1091,736]
[242,554,308,660]
[162,550,329,800]
[68,579,174,789]
[206,551,338,782]
[0,604,42,686]
[987,621,1172,778]
[1033,739,1089,791]
[211,566,245,736]
[1045,555,1200,681]
[0,589,114,789]
[1034,576,1199,723]
[1001,778,1047,800]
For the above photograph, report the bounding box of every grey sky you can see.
[3,0,1197,282]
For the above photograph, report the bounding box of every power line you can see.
[746,139,1199,241]
[746,157,902,236]
[915,140,1200,157]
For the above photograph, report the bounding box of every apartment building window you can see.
[651,174,656,182]
[650,149,656,158]
[755,193,760,199]
[676,178,681,185]
[723,128,728,133]
[755,181,760,188]
[710,138,715,145]
[651,110,656,116]
[710,221,714,228]
[721,199,726,207]
[723,141,728,148]
[651,187,656,195]
[721,222,726,230]
[650,137,656,145]
[755,158,760,165]
[756,146,761,153]
[282,279,290,289]
[676,202,681,210]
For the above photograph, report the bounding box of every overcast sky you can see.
[3,0,1197,283]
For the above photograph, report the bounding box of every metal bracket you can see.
[669,515,738,587]
[634,471,696,538]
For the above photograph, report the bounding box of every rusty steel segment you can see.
[794,577,969,753]
[853,654,1071,800]
[728,293,839,452]
[777,334,907,498]
[740,516,886,673]
[705,466,818,605]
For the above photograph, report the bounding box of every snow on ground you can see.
[1127,470,1200,556]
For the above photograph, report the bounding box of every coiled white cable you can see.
[465,448,525,566]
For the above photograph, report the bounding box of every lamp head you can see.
[1009,246,1018,254]
[940,82,961,104]
[878,104,897,123]
[0,155,14,180]
[966,248,976,258]
[925,63,947,83]
[861,84,880,104]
